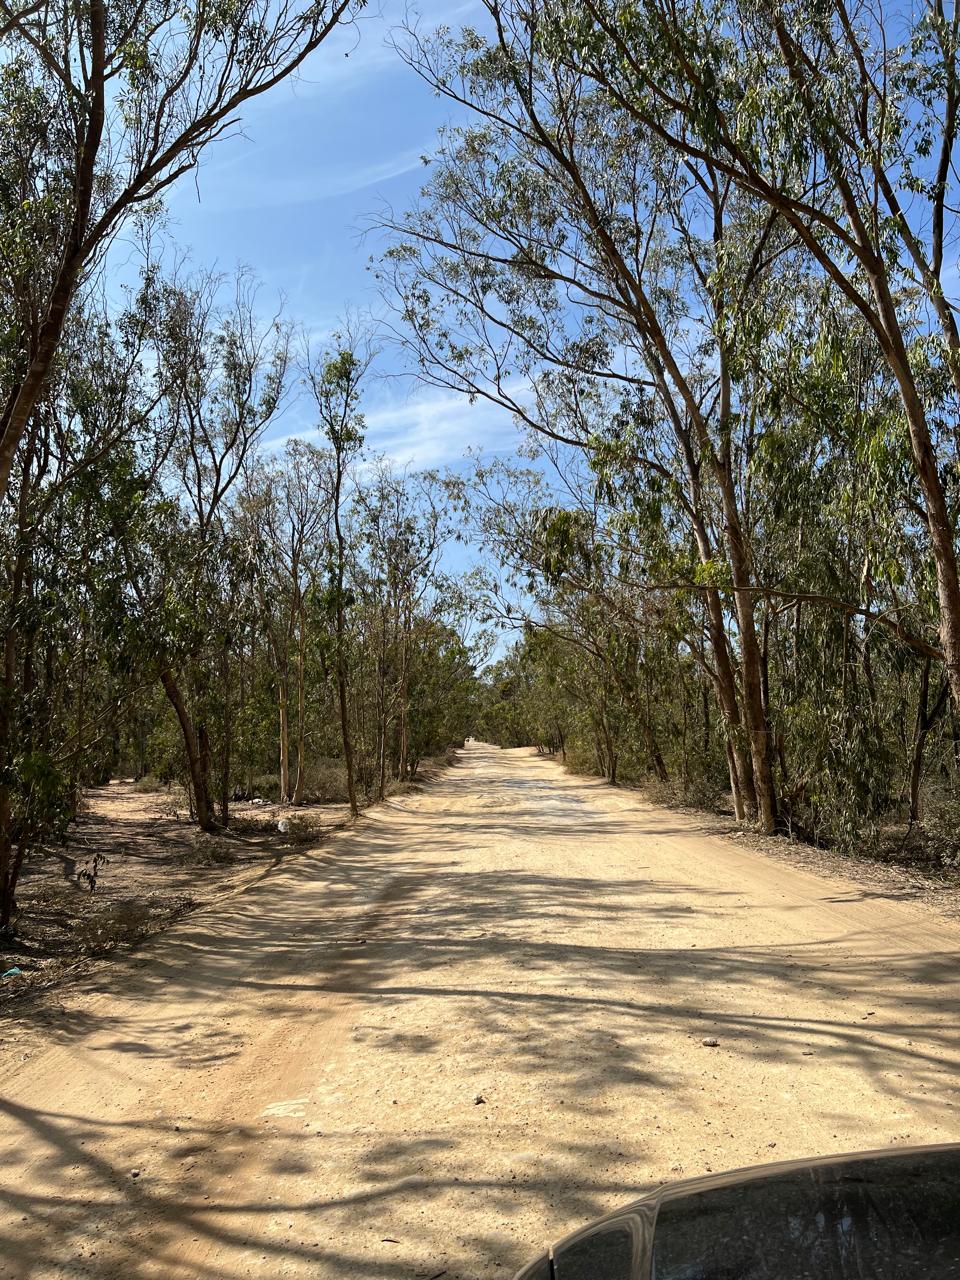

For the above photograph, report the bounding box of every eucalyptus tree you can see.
[354,464,447,794]
[467,294,946,844]
[242,440,334,804]
[541,0,960,717]
[124,268,291,830]
[0,291,162,930]
[459,448,686,783]
[383,0,960,833]
[380,10,814,827]
[506,630,572,760]
[402,616,479,772]
[303,333,374,819]
[0,0,362,507]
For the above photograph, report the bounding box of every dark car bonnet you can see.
[515,1144,960,1280]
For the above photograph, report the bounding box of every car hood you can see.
[515,1143,960,1280]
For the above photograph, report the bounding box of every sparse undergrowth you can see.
[0,754,460,1009]
[0,781,354,1008]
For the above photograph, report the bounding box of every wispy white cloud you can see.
[174,146,429,214]
[268,383,522,470]
[168,1,488,216]
[250,0,485,111]
[364,385,520,468]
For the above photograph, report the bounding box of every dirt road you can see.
[1,743,959,1279]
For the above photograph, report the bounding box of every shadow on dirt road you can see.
[1,744,959,1278]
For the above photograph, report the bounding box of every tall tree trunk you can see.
[697,538,755,819]
[600,709,617,784]
[331,451,359,818]
[245,626,256,798]
[377,720,388,800]
[594,724,606,778]
[702,683,710,757]
[851,266,960,715]
[643,662,668,782]
[219,642,231,826]
[0,1,107,507]
[397,703,409,782]
[238,624,248,799]
[292,615,308,806]
[0,626,17,934]
[907,659,950,823]
[0,837,28,932]
[644,724,669,783]
[375,620,388,801]
[0,467,33,931]
[197,721,214,822]
[397,616,411,781]
[278,670,290,802]
[908,658,931,824]
[717,466,778,834]
[160,669,217,832]
[896,375,960,714]
[337,668,358,817]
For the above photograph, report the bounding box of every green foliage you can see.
[376,0,960,859]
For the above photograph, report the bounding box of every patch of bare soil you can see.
[720,824,960,921]
[544,753,960,923]
[602,771,960,924]
[0,782,351,1009]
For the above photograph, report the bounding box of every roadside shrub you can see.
[565,739,604,777]
[640,774,716,810]
[131,775,166,794]
[920,788,960,867]
[281,813,326,841]
[74,899,156,954]
[176,832,237,866]
[251,773,280,801]
[386,778,419,797]
[302,759,349,804]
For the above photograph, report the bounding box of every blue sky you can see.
[162,0,522,472]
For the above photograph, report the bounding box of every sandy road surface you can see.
[1,742,960,1279]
